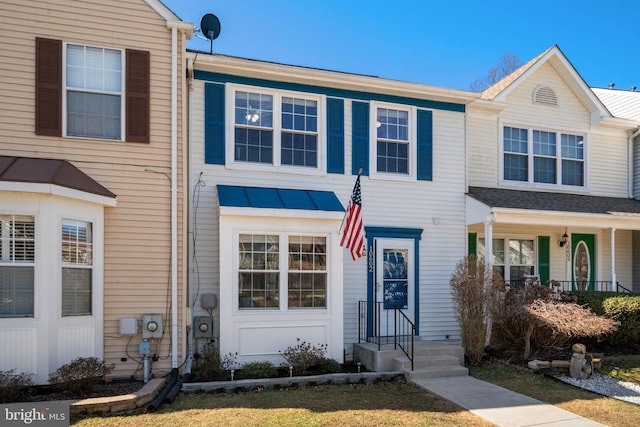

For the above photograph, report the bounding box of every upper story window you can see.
[0,215,35,318]
[35,37,149,142]
[376,107,409,174]
[65,44,123,140]
[370,102,416,180]
[229,85,324,171]
[503,125,584,187]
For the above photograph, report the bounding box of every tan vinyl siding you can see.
[1,0,187,379]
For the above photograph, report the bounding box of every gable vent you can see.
[533,86,558,106]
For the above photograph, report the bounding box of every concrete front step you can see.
[353,340,466,373]
[404,365,469,380]
[394,354,462,371]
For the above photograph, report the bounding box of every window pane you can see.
[0,266,34,317]
[534,157,556,183]
[377,141,408,174]
[504,153,527,181]
[377,108,408,142]
[281,133,317,167]
[62,219,93,265]
[288,236,326,309]
[238,235,279,309]
[561,134,584,160]
[62,268,92,316]
[533,130,556,156]
[67,92,121,139]
[503,127,528,153]
[509,239,534,265]
[562,159,584,186]
[234,128,273,163]
[234,91,273,127]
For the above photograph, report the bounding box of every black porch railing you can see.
[506,280,632,293]
[358,301,415,370]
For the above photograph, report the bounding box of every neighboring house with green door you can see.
[466,45,640,293]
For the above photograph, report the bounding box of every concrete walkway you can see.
[412,375,607,427]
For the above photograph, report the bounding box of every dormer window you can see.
[533,86,558,106]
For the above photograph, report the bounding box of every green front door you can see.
[572,234,595,291]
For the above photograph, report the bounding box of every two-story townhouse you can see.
[466,46,640,295]
[187,52,477,367]
[0,0,193,384]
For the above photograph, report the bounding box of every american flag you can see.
[340,174,365,260]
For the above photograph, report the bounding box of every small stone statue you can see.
[569,343,591,379]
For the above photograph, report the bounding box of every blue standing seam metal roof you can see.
[217,185,344,212]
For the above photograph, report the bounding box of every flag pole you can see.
[339,168,362,232]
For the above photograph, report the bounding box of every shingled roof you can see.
[468,186,640,215]
[0,156,116,199]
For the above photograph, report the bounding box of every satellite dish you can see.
[200,13,221,41]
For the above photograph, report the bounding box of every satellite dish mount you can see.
[200,13,221,54]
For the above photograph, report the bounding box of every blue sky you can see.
[162,0,639,92]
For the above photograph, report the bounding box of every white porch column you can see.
[483,213,496,347]
[484,213,496,267]
[610,228,617,292]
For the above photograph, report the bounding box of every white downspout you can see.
[170,25,178,369]
[628,127,640,199]
[610,228,617,292]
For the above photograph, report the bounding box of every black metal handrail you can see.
[506,280,630,293]
[358,300,415,370]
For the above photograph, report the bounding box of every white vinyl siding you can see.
[190,74,467,354]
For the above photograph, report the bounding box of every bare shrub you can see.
[450,255,502,364]
[48,357,114,396]
[518,299,619,359]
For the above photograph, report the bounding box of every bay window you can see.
[238,233,327,310]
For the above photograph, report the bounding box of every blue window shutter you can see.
[327,98,344,174]
[417,109,433,181]
[352,101,369,176]
[205,83,225,164]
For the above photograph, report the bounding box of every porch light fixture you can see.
[559,232,569,247]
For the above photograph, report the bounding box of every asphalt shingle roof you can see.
[468,186,640,215]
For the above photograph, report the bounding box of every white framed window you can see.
[61,219,93,316]
[0,215,35,318]
[478,237,535,282]
[227,85,325,172]
[64,43,123,140]
[502,125,585,188]
[237,233,328,310]
[370,102,416,180]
